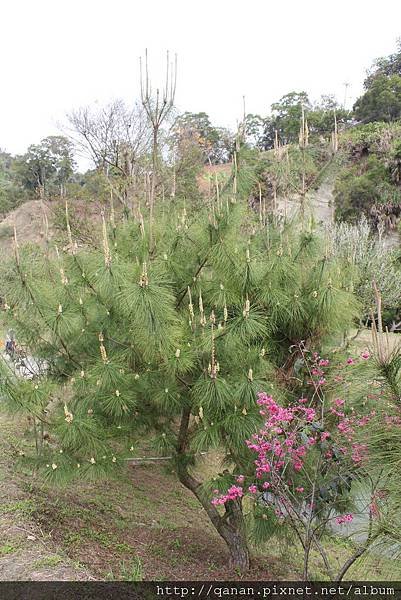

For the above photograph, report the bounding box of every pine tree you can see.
[0,146,360,571]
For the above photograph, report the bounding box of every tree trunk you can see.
[177,460,250,570]
[219,500,250,570]
[176,406,250,570]
[149,128,158,253]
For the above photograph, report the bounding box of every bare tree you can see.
[140,49,177,251]
[66,100,151,211]
[67,99,149,173]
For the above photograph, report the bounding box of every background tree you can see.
[67,100,150,211]
[167,121,205,200]
[271,91,311,144]
[354,40,401,123]
[364,39,401,87]
[172,112,233,164]
[12,136,76,198]
[0,150,28,216]
[354,74,401,123]
[308,95,350,136]
[140,49,177,250]
[67,100,150,175]
[244,114,276,151]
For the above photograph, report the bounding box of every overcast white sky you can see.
[1,0,401,162]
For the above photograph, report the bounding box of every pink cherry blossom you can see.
[336,514,353,525]
[211,485,244,506]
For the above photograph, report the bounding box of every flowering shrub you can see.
[211,485,243,506]
[213,351,377,514]
[336,513,353,525]
[211,347,394,579]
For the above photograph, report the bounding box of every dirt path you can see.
[0,413,92,581]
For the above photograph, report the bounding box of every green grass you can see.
[149,542,169,559]
[114,542,134,554]
[152,516,178,531]
[171,537,181,549]
[0,499,36,516]
[0,544,17,556]
[119,557,143,581]
[0,225,13,240]
[63,531,84,547]
[33,555,63,568]
[106,557,143,581]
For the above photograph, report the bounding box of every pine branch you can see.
[176,256,209,307]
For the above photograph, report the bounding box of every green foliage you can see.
[118,557,143,581]
[246,93,350,150]
[328,218,401,320]
[248,503,287,544]
[307,95,350,136]
[354,74,401,123]
[0,202,359,465]
[337,343,401,560]
[341,121,401,157]
[364,39,401,86]
[0,150,29,216]
[334,158,385,222]
[12,136,76,197]
[0,544,17,556]
[335,122,401,224]
[271,91,311,143]
[0,147,365,569]
[354,41,401,123]
[172,112,233,165]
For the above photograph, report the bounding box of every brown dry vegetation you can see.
[197,163,231,196]
[0,198,105,256]
[0,201,50,253]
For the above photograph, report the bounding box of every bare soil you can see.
[0,412,293,581]
[0,197,105,256]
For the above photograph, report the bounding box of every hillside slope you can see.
[0,413,92,581]
[0,198,104,256]
[0,201,50,254]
